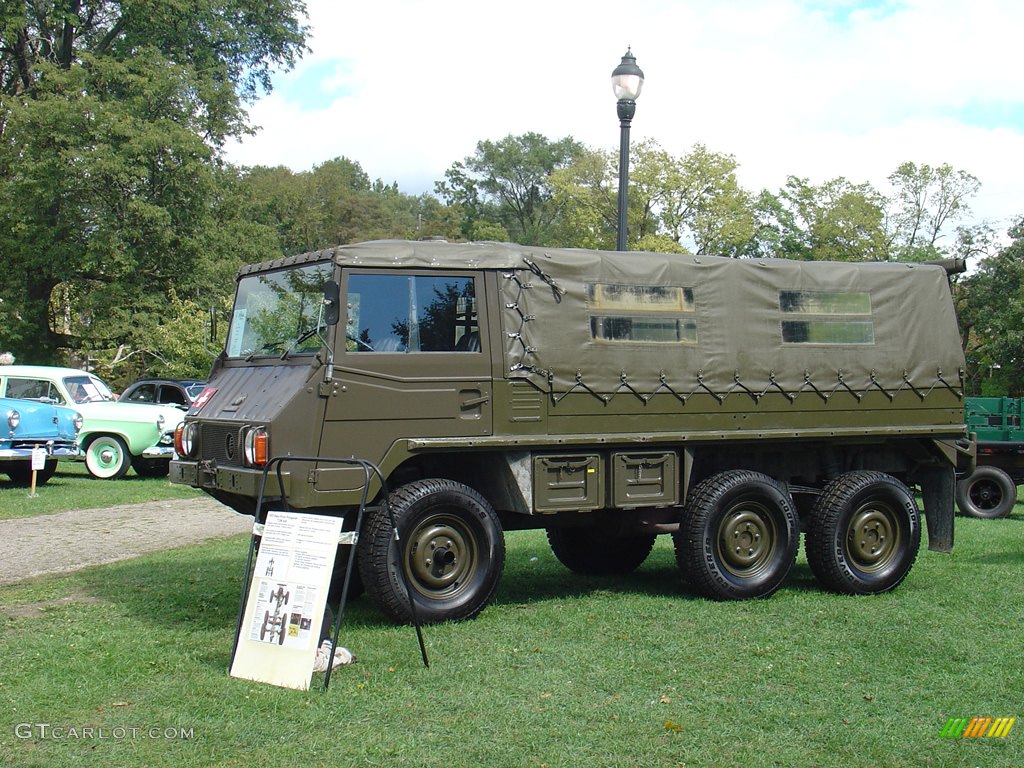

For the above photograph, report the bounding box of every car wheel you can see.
[955,466,1017,519]
[357,479,505,624]
[805,471,921,594]
[547,527,656,575]
[84,435,131,479]
[674,470,799,600]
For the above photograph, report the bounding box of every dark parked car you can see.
[120,379,207,410]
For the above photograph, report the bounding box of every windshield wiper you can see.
[280,325,324,360]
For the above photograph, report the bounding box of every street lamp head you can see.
[611,47,644,102]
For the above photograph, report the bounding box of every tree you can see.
[886,162,980,261]
[752,176,888,261]
[436,133,584,245]
[957,218,1024,396]
[0,1,308,365]
[551,140,754,255]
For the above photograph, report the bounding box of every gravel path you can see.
[0,497,253,586]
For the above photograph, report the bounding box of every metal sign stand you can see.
[230,455,429,691]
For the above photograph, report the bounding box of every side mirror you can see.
[208,306,218,341]
[323,280,341,326]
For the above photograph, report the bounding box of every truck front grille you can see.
[201,424,243,465]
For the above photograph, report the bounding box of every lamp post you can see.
[611,47,644,252]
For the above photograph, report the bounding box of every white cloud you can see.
[225,0,1024,232]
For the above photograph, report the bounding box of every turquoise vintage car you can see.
[0,365,185,479]
[0,396,82,484]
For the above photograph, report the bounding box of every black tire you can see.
[956,466,1016,519]
[131,456,170,478]
[547,527,656,575]
[3,459,57,485]
[357,479,505,624]
[260,609,270,640]
[673,470,799,600]
[805,471,921,595]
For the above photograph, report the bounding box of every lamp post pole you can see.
[611,48,644,252]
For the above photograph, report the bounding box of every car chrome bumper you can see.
[0,442,79,459]
[141,445,175,459]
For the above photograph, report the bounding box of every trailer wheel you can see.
[956,466,1016,519]
[357,479,505,624]
[674,470,799,600]
[547,528,656,575]
[806,471,920,594]
[84,435,131,479]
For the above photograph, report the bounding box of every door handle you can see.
[461,395,490,408]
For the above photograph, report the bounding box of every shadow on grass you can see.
[75,536,835,645]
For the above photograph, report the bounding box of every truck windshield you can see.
[226,263,334,358]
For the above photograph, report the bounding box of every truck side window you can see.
[779,290,874,345]
[347,274,478,353]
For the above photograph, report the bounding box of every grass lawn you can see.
[0,462,202,521]
[1,501,1022,767]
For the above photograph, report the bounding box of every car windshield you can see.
[184,383,207,400]
[64,375,115,404]
[226,263,334,358]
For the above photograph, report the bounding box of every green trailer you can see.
[956,397,1023,518]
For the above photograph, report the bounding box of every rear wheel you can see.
[547,527,656,575]
[805,471,920,594]
[357,479,505,624]
[955,466,1016,519]
[674,470,799,600]
[84,435,131,479]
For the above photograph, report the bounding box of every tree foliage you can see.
[0,0,308,371]
[436,132,584,245]
[957,219,1024,396]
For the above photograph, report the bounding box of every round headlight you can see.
[181,422,197,457]
[6,409,20,430]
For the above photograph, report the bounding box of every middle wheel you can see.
[674,470,799,600]
[358,479,505,624]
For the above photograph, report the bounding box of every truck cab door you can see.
[315,270,492,490]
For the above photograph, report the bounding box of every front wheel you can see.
[84,435,131,479]
[956,466,1016,519]
[805,471,920,595]
[674,470,799,600]
[357,479,505,624]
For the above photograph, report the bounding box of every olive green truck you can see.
[170,240,973,623]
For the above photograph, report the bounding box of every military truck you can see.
[171,240,973,624]
[955,397,1023,518]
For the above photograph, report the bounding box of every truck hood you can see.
[189,363,315,423]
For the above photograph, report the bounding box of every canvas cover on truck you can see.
[324,240,964,402]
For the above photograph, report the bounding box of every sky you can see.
[224,0,1024,235]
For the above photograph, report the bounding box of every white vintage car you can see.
[0,365,185,479]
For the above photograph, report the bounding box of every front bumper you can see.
[0,441,79,460]
[141,445,176,459]
[170,460,289,498]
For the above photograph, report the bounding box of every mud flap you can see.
[918,465,955,553]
